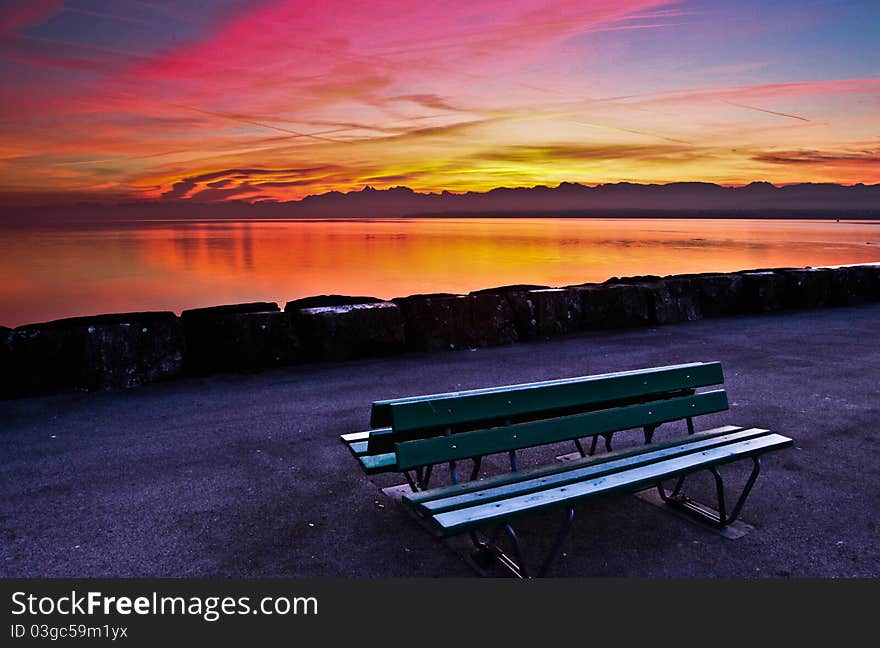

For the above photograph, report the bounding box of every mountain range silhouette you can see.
[5,182,879,222]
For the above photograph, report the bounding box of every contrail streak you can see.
[172,105,350,143]
[722,100,811,122]
[570,120,693,144]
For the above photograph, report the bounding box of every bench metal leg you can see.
[416,465,434,490]
[469,456,483,481]
[405,464,435,492]
[468,508,575,578]
[656,457,762,528]
[659,474,687,500]
[502,524,529,578]
[468,527,509,572]
[588,433,614,456]
[409,455,479,492]
[721,457,762,525]
[537,507,575,577]
[469,527,502,556]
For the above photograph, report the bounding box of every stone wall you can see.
[3,312,183,398]
[2,263,878,399]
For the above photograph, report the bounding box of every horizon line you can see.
[3,179,880,210]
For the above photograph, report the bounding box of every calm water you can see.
[1,218,878,327]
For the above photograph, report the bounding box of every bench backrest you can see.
[394,388,728,470]
[368,362,724,455]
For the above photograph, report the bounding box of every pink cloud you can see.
[627,77,880,104]
[3,0,879,200]
[130,0,675,108]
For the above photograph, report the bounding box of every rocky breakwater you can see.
[287,296,405,361]
[2,312,183,398]
[180,302,299,374]
[2,263,878,399]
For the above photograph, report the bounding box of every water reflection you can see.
[1,218,877,326]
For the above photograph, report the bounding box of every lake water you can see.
[1,217,878,327]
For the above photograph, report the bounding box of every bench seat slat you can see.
[431,433,793,533]
[411,427,771,515]
[395,389,729,471]
[340,430,372,443]
[371,362,720,428]
[340,428,391,460]
[358,453,397,474]
[405,424,745,505]
[349,441,369,456]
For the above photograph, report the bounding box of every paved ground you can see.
[2,303,879,578]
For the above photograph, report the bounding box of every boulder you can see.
[605,275,663,284]
[869,263,880,293]
[830,264,880,305]
[394,294,517,351]
[472,288,539,341]
[588,278,701,326]
[468,293,519,347]
[181,305,300,373]
[1,326,13,398]
[293,302,405,361]
[739,265,799,274]
[782,268,835,309]
[8,312,184,396]
[527,289,583,337]
[740,271,788,312]
[181,302,279,318]
[391,292,459,301]
[650,278,702,324]
[577,283,654,329]
[284,294,382,311]
[393,295,471,351]
[470,284,550,294]
[688,273,748,317]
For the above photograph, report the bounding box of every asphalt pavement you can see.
[2,303,878,577]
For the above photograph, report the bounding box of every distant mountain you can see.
[4,182,879,222]
[293,181,880,217]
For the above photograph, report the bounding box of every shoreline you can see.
[2,262,879,400]
[4,210,880,226]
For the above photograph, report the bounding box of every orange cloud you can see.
[1,0,878,204]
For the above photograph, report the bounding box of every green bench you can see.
[341,362,793,577]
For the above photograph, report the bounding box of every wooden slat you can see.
[414,428,770,515]
[370,387,699,454]
[365,427,395,455]
[340,428,389,460]
[387,362,722,434]
[340,430,372,443]
[432,433,793,533]
[358,453,397,474]
[395,389,729,470]
[370,362,719,428]
[348,441,368,456]
[405,425,744,505]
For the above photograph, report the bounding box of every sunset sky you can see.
[0,0,878,205]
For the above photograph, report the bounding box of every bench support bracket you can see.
[656,457,762,528]
[468,508,575,578]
